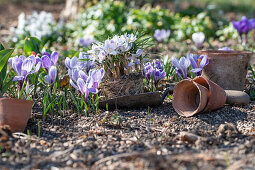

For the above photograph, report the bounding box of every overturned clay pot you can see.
[172,79,209,117]
[193,76,226,111]
[0,98,33,132]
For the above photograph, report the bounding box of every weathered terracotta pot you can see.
[198,50,252,90]
[172,79,209,117]
[193,76,226,111]
[0,98,33,132]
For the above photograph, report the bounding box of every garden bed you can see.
[1,99,254,169]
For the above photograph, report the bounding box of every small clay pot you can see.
[198,50,252,90]
[193,76,226,111]
[172,79,209,117]
[0,98,33,132]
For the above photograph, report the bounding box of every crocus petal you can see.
[86,76,94,89]
[22,58,34,73]
[41,55,51,69]
[77,78,87,95]
[13,76,24,81]
[171,57,180,69]
[44,75,51,84]
[13,58,22,75]
[65,57,71,69]
[88,87,98,94]
[28,55,36,66]
[187,54,198,69]
[36,56,42,64]
[136,49,143,57]
[48,66,57,84]
[70,79,79,90]
[42,51,50,57]
[20,55,26,61]
[30,62,41,74]
[50,51,58,65]
[199,55,209,68]
[90,68,104,84]
[71,69,79,82]
[79,70,88,81]
[70,57,78,68]
[191,68,202,73]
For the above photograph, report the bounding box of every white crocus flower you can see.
[192,32,205,48]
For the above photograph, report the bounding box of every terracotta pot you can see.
[0,98,33,132]
[198,50,252,90]
[193,76,226,111]
[172,79,209,117]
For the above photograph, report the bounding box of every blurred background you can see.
[0,0,254,59]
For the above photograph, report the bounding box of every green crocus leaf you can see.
[0,42,4,51]
[0,49,14,73]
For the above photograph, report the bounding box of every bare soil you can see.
[0,98,255,169]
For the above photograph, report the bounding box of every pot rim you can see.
[0,97,33,104]
[198,50,252,55]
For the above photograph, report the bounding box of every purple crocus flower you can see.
[79,52,96,73]
[80,38,94,48]
[187,54,209,76]
[68,67,104,102]
[153,68,166,86]
[218,47,234,51]
[153,59,163,71]
[232,16,255,44]
[89,68,105,89]
[8,55,41,90]
[171,56,190,79]
[40,51,58,72]
[65,53,96,74]
[77,76,98,102]
[44,66,57,85]
[128,49,143,67]
[143,62,154,82]
[154,29,171,42]
[143,61,166,88]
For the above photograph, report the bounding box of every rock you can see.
[178,131,200,143]
[225,90,250,105]
[216,123,239,138]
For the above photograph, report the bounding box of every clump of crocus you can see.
[187,54,209,76]
[8,55,41,91]
[36,51,59,87]
[154,29,171,42]
[232,16,255,45]
[39,51,58,72]
[143,60,166,91]
[65,52,96,75]
[88,33,144,78]
[171,56,190,79]
[192,32,205,48]
[65,52,104,102]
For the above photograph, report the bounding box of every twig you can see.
[91,151,143,169]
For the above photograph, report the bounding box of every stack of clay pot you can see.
[172,77,226,117]
[172,50,252,117]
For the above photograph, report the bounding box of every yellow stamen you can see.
[196,59,201,68]
[109,48,111,53]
